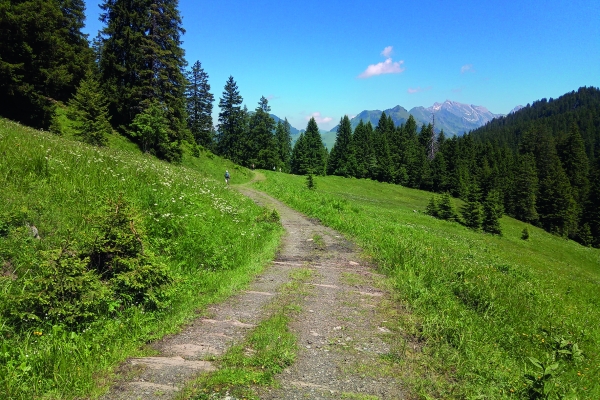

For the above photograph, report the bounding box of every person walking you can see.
[225,170,230,185]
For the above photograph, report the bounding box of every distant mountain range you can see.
[329,100,507,137]
[269,114,301,135]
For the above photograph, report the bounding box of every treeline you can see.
[323,87,600,247]
[0,0,294,166]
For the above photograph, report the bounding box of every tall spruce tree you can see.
[403,117,424,188]
[352,120,375,179]
[482,190,504,235]
[559,121,590,231]
[67,71,112,146]
[373,112,394,182]
[185,60,214,148]
[274,118,293,172]
[99,0,187,161]
[290,132,307,174]
[291,117,327,175]
[217,76,244,162]
[529,124,576,236]
[511,153,539,224]
[248,96,277,169]
[0,0,92,128]
[327,115,355,177]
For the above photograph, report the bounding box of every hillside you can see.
[254,171,600,398]
[0,119,283,399]
[470,86,600,153]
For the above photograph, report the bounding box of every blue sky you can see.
[83,0,600,131]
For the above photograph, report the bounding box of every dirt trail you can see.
[101,178,405,399]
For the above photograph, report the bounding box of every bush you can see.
[6,243,111,329]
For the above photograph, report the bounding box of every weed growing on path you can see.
[180,268,314,399]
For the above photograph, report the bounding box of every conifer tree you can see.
[352,121,375,179]
[290,132,307,174]
[373,112,394,182]
[274,119,293,172]
[511,153,539,224]
[438,192,458,222]
[185,60,214,148]
[559,121,590,228]
[537,157,576,237]
[426,196,439,218]
[432,146,449,192]
[482,190,504,235]
[327,115,355,177]
[217,76,244,162]
[99,0,187,161]
[249,96,277,169]
[291,118,327,175]
[403,115,425,188]
[0,0,92,128]
[67,72,112,146]
[461,186,483,230]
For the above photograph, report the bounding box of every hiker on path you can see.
[225,170,230,185]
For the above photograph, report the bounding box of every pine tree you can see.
[0,0,92,128]
[352,121,374,179]
[530,124,577,236]
[432,146,449,192]
[403,115,425,188]
[274,119,293,172]
[482,190,504,235]
[290,132,307,174]
[249,96,276,169]
[67,72,112,146]
[100,0,187,160]
[426,196,439,218]
[461,186,483,230]
[438,192,458,222]
[559,121,590,237]
[373,112,394,182]
[185,60,214,148]
[511,153,539,224]
[292,118,327,175]
[327,115,355,177]
[217,76,244,163]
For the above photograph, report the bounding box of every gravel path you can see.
[101,181,406,400]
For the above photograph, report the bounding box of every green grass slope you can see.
[254,172,600,399]
[0,118,283,399]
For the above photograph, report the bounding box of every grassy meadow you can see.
[253,172,600,399]
[0,118,283,399]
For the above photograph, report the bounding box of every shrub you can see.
[6,243,111,329]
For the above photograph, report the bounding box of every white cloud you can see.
[358,58,405,79]
[306,112,333,125]
[381,46,394,58]
[461,64,474,74]
[358,47,405,79]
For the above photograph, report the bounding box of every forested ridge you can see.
[323,87,600,246]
